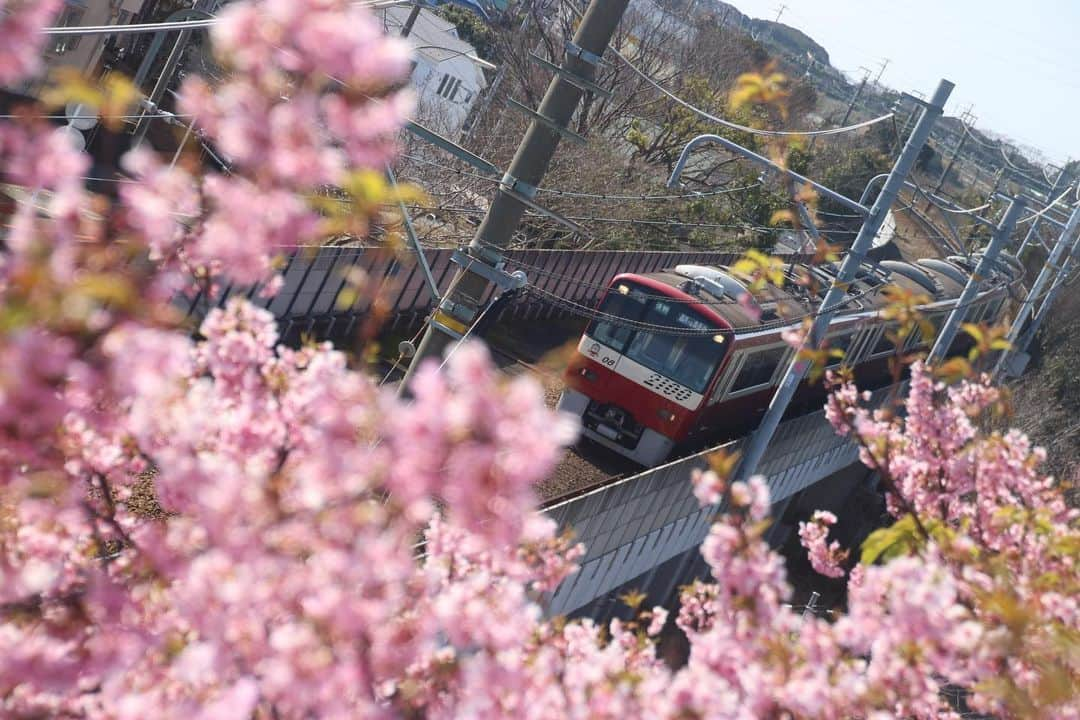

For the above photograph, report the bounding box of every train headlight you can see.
[713,334,726,344]
[579,367,597,381]
[657,408,676,423]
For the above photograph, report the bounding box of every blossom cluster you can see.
[797,509,848,578]
[826,364,1079,716]
[0,0,63,84]
[1,2,1077,718]
[121,0,414,285]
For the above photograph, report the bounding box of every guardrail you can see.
[540,384,896,617]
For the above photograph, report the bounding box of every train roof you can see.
[626,254,1018,333]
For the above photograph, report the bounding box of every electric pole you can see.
[736,79,954,482]
[994,201,1080,379]
[927,196,1025,364]
[809,67,869,151]
[928,126,969,205]
[1015,227,1080,355]
[400,0,632,390]
[839,68,871,127]
[874,58,890,86]
[400,2,422,37]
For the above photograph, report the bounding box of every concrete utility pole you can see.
[400,2,422,37]
[735,79,954,482]
[926,196,1025,364]
[839,70,871,128]
[400,0,631,390]
[928,126,969,207]
[994,201,1080,379]
[902,89,924,137]
[874,58,890,86]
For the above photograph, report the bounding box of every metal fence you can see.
[176,247,809,338]
[540,384,896,618]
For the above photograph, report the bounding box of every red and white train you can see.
[558,253,1024,466]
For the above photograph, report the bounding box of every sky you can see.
[723,0,1078,166]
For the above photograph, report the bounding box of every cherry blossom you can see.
[0,0,63,85]
[798,509,848,578]
[0,1,1076,718]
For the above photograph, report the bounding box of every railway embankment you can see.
[1008,286,1080,495]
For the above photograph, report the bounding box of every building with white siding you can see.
[380,6,491,140]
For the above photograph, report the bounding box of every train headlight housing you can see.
[579,367,597,382]
[657,408,676,423]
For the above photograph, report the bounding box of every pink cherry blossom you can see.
[798,509,848,578]
[0,1,1076,717]
[0,0,63,85]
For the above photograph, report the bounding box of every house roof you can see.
[380,6,489,80]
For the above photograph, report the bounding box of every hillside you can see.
[695,0,832,66]
[1009,286,1080,489]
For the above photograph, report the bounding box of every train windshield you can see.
[588,283,726,394]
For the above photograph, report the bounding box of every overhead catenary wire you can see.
[609,46,894,138]
[956,123,1048,185]
[1016,182,1079,225]
[398,152,766,202]
[911,185,993,216]
[40,1,408,36]
[0,112,193,121]
[402,204,861,235]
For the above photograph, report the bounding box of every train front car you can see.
[558,273,733,466]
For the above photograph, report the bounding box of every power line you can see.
[40,1,407,36]
[1016,182,1079,225]
[536,182,764,202]
[404,204,861,235]
[912,186,993,216]
[609,47,894,138]
[399,152,765,202]
[0,112,193,121]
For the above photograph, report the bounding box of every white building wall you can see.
[44,0,147,79]
[412,53,486,139]
[380,6,488,140]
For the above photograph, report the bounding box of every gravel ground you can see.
[491,345,635,503]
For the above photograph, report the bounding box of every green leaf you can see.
[860,515,922,564]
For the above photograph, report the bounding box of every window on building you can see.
[50,3,86,55]
[435,73,450,96]
[435,74,462,100]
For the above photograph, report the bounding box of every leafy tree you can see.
[437,5,497,61]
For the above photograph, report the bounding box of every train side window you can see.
[868,326,897,359]
[965,301,985,324]
[826,330,860,368]
[727,345,789,396]
[849,324,882,364]
[926,312,946,345]
[903,325,924,351]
